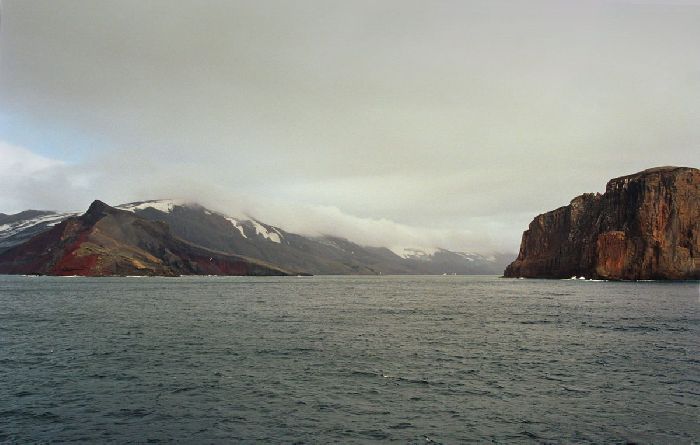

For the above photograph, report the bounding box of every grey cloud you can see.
[1,0,698,253]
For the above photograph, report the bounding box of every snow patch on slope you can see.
[118,199,285,244]
[0,212,78,239]
[387,247,496,263]
[251,220,282,243]
[454,251,496,262]
[118,199,183,213]
[389,247,440,259]
[225,217,248,238]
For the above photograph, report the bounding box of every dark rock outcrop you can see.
[0,200,295,276]
[504,166,699,280]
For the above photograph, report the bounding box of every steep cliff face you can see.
[504,167,700,280]
[0,200,294,276]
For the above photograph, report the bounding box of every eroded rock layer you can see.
[504,166,699,280]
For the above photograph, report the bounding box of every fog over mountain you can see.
[1,0,699,253]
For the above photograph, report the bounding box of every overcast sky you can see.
[1,0,698,253]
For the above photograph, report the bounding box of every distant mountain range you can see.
[0,199,511,276]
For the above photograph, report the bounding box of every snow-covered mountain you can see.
[0,201,294,277]
[0,199,512,275]
[0,210,80,251]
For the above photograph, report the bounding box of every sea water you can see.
[0,275,698,443]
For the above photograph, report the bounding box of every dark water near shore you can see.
[0,275,698,444]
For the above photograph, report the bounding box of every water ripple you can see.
[0,275,698,443]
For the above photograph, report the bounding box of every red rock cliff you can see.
[504,166,700,280]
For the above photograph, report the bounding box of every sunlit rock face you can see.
[505,167,700,280]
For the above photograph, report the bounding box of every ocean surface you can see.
[0,275,698,444]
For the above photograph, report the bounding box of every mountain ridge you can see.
[0,199,509,275]
[0,200,295,277]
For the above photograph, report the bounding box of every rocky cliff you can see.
[504,166,699,280]
[0,200,294,276]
